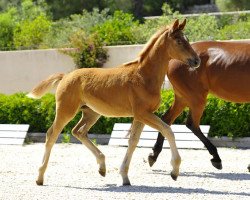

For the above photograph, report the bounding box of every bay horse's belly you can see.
[209,73,250,103]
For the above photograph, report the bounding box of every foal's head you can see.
[166,19,200,68]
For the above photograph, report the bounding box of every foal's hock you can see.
[28,19,199,186]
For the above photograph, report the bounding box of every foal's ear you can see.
[169,19,179,36]
[178,19,186,30]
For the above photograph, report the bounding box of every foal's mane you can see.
[139,26,169,62]
[124,26,170,66]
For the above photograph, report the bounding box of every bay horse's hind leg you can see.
[187,106,222,170]
[148,96,186,167]
[120,120,144,185]
[72,107,106,177]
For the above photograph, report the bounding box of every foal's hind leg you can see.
[187,105,222,170]
[36,108,78,185]
[72,107,106,177]
[120,120,144,185]
[148,96,186,167]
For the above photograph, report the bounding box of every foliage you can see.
[13,14,52,49]
[215,20,250,40]
[1,92,250,138]
[185,15,219,41]
[64,30,108,68]
[42,8,110,48]
[93,10,140,45]
[0,0,51,50]
[203,95,250,138]
[215,0,250,12]
[0,8,16,50]
[45,0,106,20]
[0,93,55,132]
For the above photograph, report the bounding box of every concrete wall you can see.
[0,45,144,94]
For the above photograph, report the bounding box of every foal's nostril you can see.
[194,57,201,67]
[187,57,200,68]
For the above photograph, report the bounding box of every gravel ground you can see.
[0,144,249,200]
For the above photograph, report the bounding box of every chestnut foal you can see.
[28,19,200,186]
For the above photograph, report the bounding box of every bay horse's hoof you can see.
[247,164,250,172]
[170,172,178,181]
[148,153,157,167]
[36,180,44,186]
[211,159,222,170]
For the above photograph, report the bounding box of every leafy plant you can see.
[64,30,108,68]
[215,20,250,40]
[13,14,52,49]
[1,92,250,138]
[0,8,17,50]
[93,10,140,45]
[215,0,250,12]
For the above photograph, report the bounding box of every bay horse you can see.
[27,19,200,186]
[148,40,250,170]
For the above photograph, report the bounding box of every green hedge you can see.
[0,91,250,138]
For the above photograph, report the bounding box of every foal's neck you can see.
[138,41,170,91]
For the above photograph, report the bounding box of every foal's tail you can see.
[27,73,65,99]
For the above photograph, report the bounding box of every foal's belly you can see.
[85,101,133,117]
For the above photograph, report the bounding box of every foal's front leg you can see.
[136,112,181,180]
[120,120,144,185]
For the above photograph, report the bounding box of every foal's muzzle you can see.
[187,57,201,69]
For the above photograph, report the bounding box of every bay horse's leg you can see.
[72,107,106,177]
[148,96,186,167]
[136,112,181,180]
[120,120,144,185]
[187,105,222,170]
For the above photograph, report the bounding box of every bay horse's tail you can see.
[27,73,65,99]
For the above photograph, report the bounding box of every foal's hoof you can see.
[148,153,157,167]
[123,182,131,186]
[211,159,222,170]
[99,169,106,177]
[122,179,131,186]
[36,180,44,186]
[170,172,178,181]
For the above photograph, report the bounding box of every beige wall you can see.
[0,49,75,94]
[0,45,144,94]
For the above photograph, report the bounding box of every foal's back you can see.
[167,41,250,103]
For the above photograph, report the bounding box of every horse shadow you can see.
[150,169,250,181]
[62,184,249,197]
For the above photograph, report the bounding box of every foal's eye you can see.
[176,39,182,45]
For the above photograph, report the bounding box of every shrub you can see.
[215,20,250,40]
[0,0,51,50]
[185,15,219,41]
[0,8,17,50]
[0,91,250,138]
[13,14,52,49]
[63,30,108,68]
[215,0,250,12]
[1,91,250,138]
[93,10,140,45]
[0,93,55,132]
[42,8,110,48]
